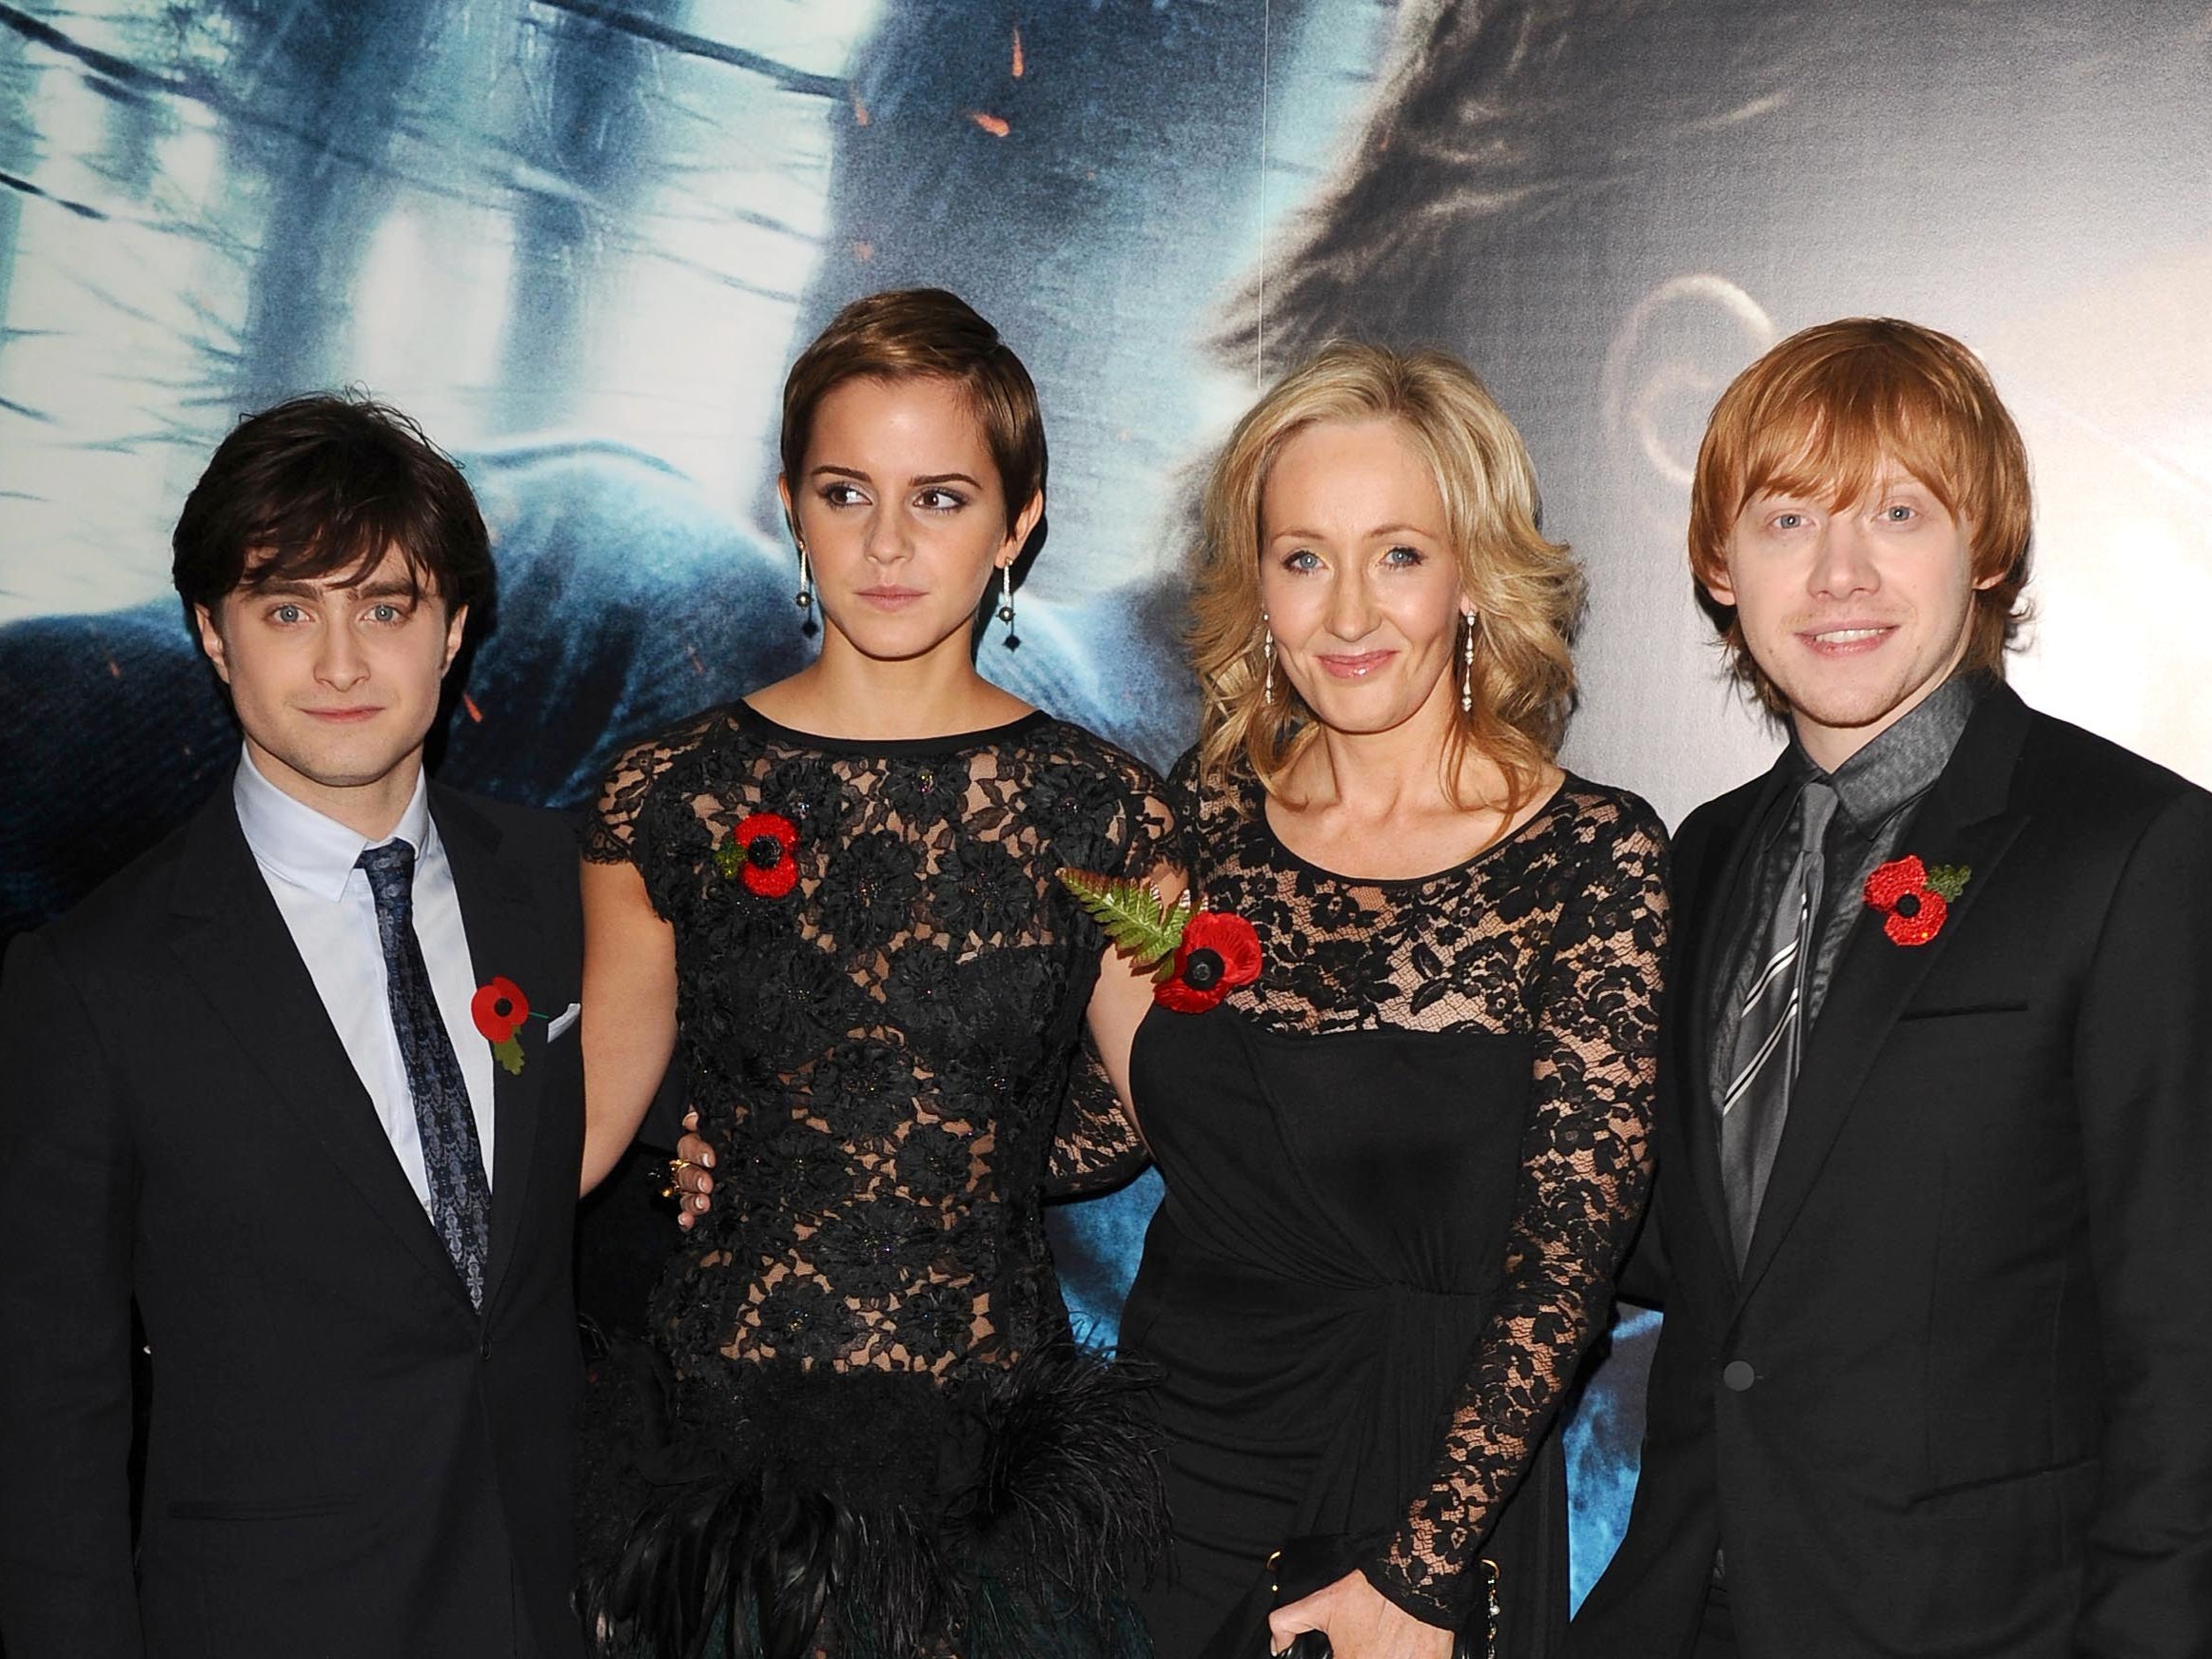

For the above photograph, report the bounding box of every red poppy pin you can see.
[471,975,533,1074]
[715,811,800,898]
[1863,855,1971,947]
[1057,869,1261,1012]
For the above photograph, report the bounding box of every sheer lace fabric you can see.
[585,704,1174,1381]
[1176,756,1668,1625]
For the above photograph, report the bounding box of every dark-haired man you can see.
[0,396,588,1657]
[1570,319,2212,1657]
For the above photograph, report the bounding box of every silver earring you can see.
[794,542,813,614]
[1262,613,1275,701]
[1459,611,1476,714]
[995,564,1020,651]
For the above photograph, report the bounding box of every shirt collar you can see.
[1789,671,1987,832]
[232,745,436,902]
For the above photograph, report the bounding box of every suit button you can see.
[480,1338,492,1361]
[1722,1359,1756,1392]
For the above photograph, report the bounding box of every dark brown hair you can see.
[1689,318,2033,710]
[172,392,493,626]
[779,289,1046,533]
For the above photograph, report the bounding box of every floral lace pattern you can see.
[1176,754,1668,1626]
[1046,1027,1155,1198]
[587,704,1174,1380]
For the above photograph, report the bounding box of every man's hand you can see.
[668,1109,714,1229]
[1267,1570,1453,1659]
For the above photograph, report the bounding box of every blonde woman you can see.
[1123,344,1666,1659]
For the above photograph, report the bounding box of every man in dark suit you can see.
[0,396,588,1657]
[1571,319,2212,1657]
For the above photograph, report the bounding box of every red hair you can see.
[1688,318,2032,709]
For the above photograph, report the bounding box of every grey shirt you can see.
[1709,672,1987,1116]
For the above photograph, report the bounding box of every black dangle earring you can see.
[996,563,1020,650]
[794,541,817,636]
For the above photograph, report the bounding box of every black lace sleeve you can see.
[1364,798,1669,1626]
[1046,1026,1153,1198]
[583,718,703,871]
[1161,747,1204,888]
[1109,751,1182,891]
[1045,754,1183,1199]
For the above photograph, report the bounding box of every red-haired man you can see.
[1573,319,2212,1657]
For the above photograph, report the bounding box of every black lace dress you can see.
[1117,756,1666,1657]
[576,701,1176,1659]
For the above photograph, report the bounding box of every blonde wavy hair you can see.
[1188,342,1583,812]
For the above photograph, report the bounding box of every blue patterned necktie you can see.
[357,839,491,1307]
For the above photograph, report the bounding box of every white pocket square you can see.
[547,1002,581,1041]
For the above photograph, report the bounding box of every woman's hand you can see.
[1267,1571,1452,1659]
[670,1109,714,1229]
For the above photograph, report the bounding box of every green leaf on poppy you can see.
[714,836,743,881]
[1057,868,1192,972]
[493,1035,526,1076]
[1926,863,1971,901]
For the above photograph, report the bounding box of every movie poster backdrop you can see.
[3,0,2206,1607]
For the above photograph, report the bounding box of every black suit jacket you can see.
[0,781,588,1659]
[1573,686,2212,1658]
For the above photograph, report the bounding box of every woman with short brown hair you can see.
[576,289,1176,1658]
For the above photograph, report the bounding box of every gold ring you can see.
[669,1156,694,1176]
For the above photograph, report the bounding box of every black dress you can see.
[577,701,1176,1659]
[1121,756,1666,1657]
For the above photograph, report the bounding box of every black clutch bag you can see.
[1263,1534,1498,1659]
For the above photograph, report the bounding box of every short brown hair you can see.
[779,288,1046,534]
[1689,318,2033,710]
[1187,342,1582,813]
[172,392,492,625]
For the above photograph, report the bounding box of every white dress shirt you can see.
[234,748,497,1206]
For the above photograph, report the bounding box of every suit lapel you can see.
[164,791,463,1297]
[1734,687,2034,1306]
[433,788,549,1317]
[1678,762,1793,1289]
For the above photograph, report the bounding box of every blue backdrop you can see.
[6,0,2209,1610]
